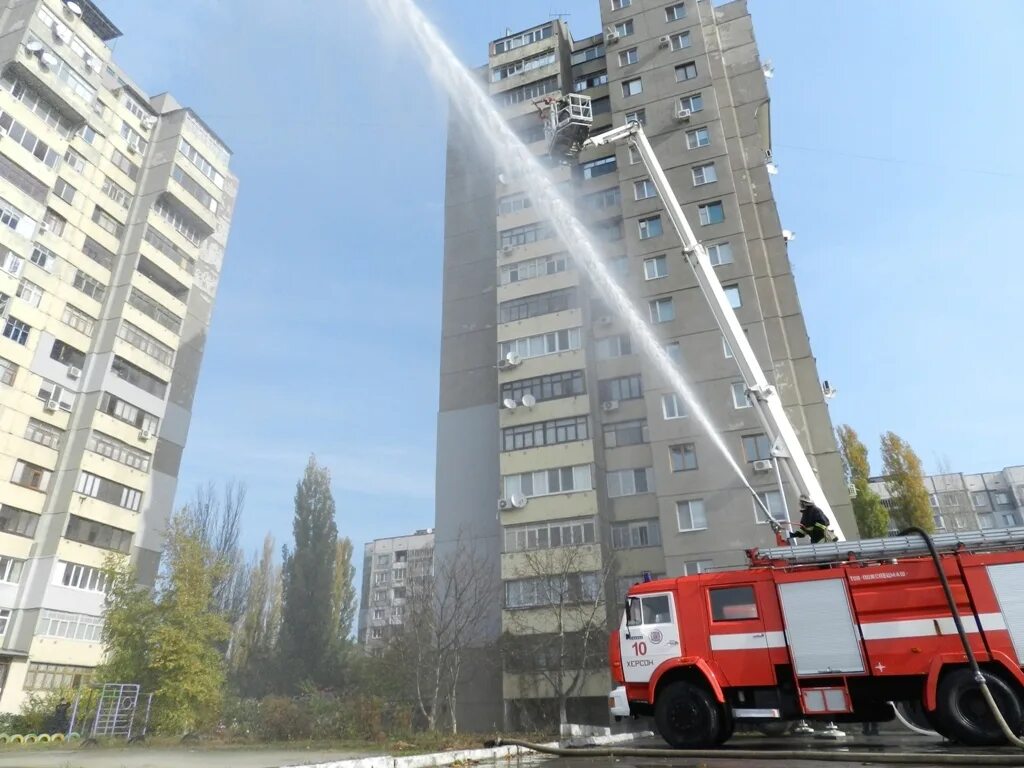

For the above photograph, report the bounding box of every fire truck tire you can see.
[936,668,1024,746]
[654,680,724,748]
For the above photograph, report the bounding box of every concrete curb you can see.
[292,730,655,768]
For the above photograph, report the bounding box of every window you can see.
[500,328,581,362]
[634,179,657,200]
[0,198,24,233]
[63,147,87,174]
[499,253,569,285]
[59,562,108,593]
[110,148,140,182]
[621,78,643,98]
[138,255,189,300]
[611,519,661,549]
[574,71,608,92]
[666,3,687,21]
[171,165,219,214]
[503,464,593,499]
[698,201,725,225]
[603,418,648,447]
[679,93,704,113]
[593,217,623,242]
[671,31,691,50]
[731,382,750,409]
[722,336,734,359]
[53,177,76,204]
[87,431,151,472]
[742,434,772,462]
[628,145,641,165]
[644,255,667,280]
[1,73,74,137]
[501,76,559,107]
[42,208,66,236]
[16,278,43,308]
[77,123,98,145]
[178,138,225,189]
[707,242,733,266]
[25,418,62,449]
[127,289,182,334]
[581,155,617,180]
[599,374,643,402]
[662,393,686,419]
[75,471,143,512]
[505,572,601,609]
[675,62,698,82]
[1,252,22,279]
[612,20,634,37]
[618,47,638,66]
[624,108,647,126]
[497,193,531,216]
[50,339,85,368]
[580,187,621,211]
[595,334,631,360]
[754,491,786,524]
[38,379,74,411]
[607,468,654,499]
[670,443,698,472]
[120,121,147,154]
[504,517,597,552]
[710,586,758,621]
[609,255,628,277]
[38,610,104,643]
[972,491,989,509]
[683,560,712,576]
[30,244,56,272]
[62,304,96,336]
[995,492,1012,506]
[502,370,585,406]
[0,356,17,386]
[99,392,159,433]
[3,317,30,345]
[0,556,24,584]
[91,206,124,239]
[570,45,605,65]
[83,237,115,270]
[649,297,675,323]
[0,505,39,538]
[117,321,174,366]
[73,270,106,301]
[686,127,710,149]
[611,0,632,8]
[692,162,717,185]
[111,355,168,398]
[664,342,682,363]
[492,51,556,83]
[677,499,707,531]
[24,661,92,691]
[373,571,389,587]
[502,416,589,451]
[65,515,132,553]
[143,226,195,274]
[12,459,51,491]
[638,215,663,239]
[493,24,553,54]
[372,608,385,620]
[724,284,742,308]
[102,176,131,209]
[0,110,61,168]
[499,221,552,249]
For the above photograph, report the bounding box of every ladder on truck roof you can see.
[750,526,1024,566]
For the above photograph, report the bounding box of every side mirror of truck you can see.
[624,598,632,638]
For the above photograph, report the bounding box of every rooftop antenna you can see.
[549,11,571,20]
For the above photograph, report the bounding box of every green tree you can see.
[277,456,339,689]
[101,513,229,733]
[331,536,357,643]
[837,425,889,538]
[228,534,282,697]
[880,431,934,533]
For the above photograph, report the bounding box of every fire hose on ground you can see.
[484,529,1024,764]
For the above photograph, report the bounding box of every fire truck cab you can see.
[609,528,1024,748]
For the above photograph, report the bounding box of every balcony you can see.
[8,36,96,125]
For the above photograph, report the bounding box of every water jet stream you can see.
[367,0,778,525]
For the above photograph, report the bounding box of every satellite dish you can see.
[497,173,507,185]
[502,397,517,410]
[26,41,43,54]
[510,493,527,509]
[40,52,58,68]
[521,393,536,408]
[505,351,521,366]
[66,1,83,16]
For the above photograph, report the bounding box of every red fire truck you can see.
[608,527,1024,748]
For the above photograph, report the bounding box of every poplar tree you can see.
[880,431,934,533]
[837,425,889,538]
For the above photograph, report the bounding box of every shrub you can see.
[258,696,310,741]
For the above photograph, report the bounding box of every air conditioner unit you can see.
[847,482,858,499]
[38,221,49,233]
[659,35,672,48]
[605,29,620,44]
[138,428,152,441]
[44,400,58,412]
[501,245,515,256]
[675,107,692,122]
[66,365,81,380]
[127,143,139,155]
[752,459,773,473]
[601,400,619,412]
[498,498,511,511]
[52,21,71,44]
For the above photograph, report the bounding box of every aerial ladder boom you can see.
[579,121,844,540]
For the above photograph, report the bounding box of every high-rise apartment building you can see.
[0,0,235,710]
[436,0,854,728]
[357,528,435,652]
[870,466,1024,533]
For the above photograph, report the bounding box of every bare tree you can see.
[502,545,613,728]
[228,534,282,696]
[390,534,496,733]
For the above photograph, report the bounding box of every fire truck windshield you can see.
[627,595,671,626]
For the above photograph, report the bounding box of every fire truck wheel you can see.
[936,668,1024,746]
[654,680,724,748]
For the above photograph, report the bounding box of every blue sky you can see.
[98,0,1023,558]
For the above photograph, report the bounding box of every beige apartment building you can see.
[0,0,235,709]
[435,0,854,729]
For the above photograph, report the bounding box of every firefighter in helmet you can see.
[789,494,831,544]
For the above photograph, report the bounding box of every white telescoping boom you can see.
[573,118,844,539]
